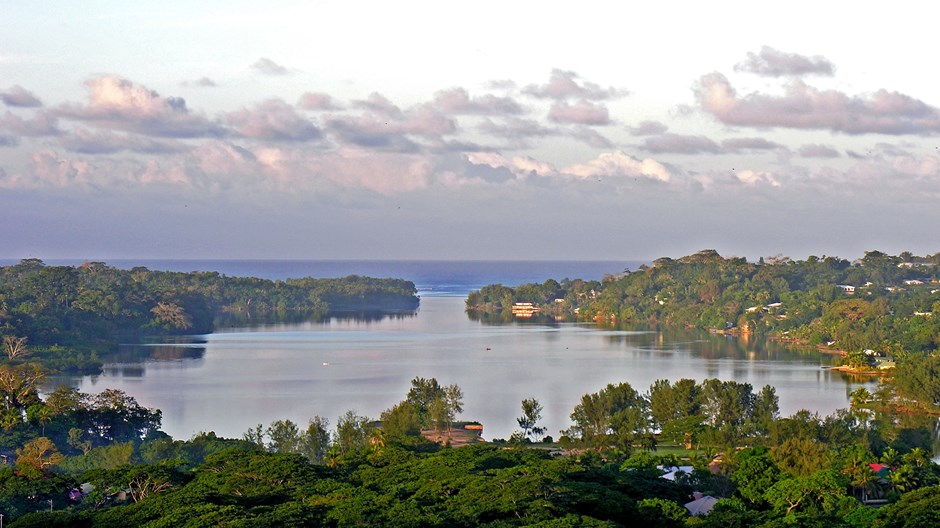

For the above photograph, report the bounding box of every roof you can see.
[685,495,718,516]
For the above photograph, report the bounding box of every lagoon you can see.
[54,295,874,442]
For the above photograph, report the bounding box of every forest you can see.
[0,259,419,374]
[0,372,938,527]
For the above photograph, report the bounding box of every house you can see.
[685,493,718,516]
[659,465,695,481]
[511,302,540,318]
[837,285,856,294]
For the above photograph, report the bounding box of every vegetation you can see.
[1,254,939,525]
[0,371,937,526]
[0,259,419,373]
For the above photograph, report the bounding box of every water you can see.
[42,260,875,441]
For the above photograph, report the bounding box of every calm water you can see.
[52,292,873,442]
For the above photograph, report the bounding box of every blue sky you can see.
[2,1,939,261]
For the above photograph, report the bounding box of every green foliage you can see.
[0,260,419,373]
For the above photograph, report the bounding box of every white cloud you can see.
[562,151,672,182]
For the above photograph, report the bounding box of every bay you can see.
[45,257,875,441]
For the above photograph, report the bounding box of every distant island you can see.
[0,259,419,374]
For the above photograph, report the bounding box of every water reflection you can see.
[53,297,880,442]
[212,309,418,332]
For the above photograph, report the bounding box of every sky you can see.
[2,1,939,261]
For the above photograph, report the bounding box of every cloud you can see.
[1,110,61,136]
[696,73,940,135]
[432,88,522,115]
[641,133,722,154]
[477,117,555,140]
[548,100,610,125]
[1,85,43,107]
[59,127,187,154]
[328,95,455,152]
[734,46,835,77]
[721,137,784,151]
[466,152,555,179]
[562,151,673,182]
[570,127,614,148]
[734,169,781,187]
[523,69,625,100]
[297,92,341,111]
[181,77,218,87]
[251,57,291,76]
[57,76,223,138]
[227,99,322,142]
[0,134,17,147]
[629,120,669,136]
[798,144,841,158]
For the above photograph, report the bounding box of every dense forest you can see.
[0,373,939,526]
[0,259,419,373]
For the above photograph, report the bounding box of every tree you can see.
[444,384,464,435]
[765,469,848,516]
[15,437,64,479]
[406,377,444,427]
[380,401,421,438]
[334,410,372,455]
[732,448,783,506]
[0,363,44,415]
[88,388,162,443]
[2,335,29,360]
[150,301,193,331]
[266,419,300,453]
[516,397,546,442]
[299,416,330,463]
[568,382,650,452]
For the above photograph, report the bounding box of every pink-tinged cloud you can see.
[524,69,625,100]
[1,85,43,107]
[721,137,784,151]
[734,169,781,187]
[298,92,341,111]
[354,93,402,117]
[466,152,556,179]
[227,99,322,142]
[311,147,432,194]
[798,144,841,158]
[57,76,223,138]
[60,128,187,154]
[891,155,939,177]
[26,150,93,187]
[563,151,672,182]
[696,73,940,135]
[251,57,290,76]
[548,100,610,125]
[734,46,835,77]
[1,110,61,136]
[629,120,668,136]
[432,88,522,115]
[642,133,722,154]
[328,98,455,152]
